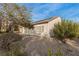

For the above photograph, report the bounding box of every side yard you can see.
[22,35,79,56]
[0,32,79,56]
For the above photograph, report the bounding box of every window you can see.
[35,26,44,34]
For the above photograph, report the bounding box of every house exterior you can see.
[18,26,36,35]
[33,16,61,37]
[19,16,61,37]
[0,16,61,37]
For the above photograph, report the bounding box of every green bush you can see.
[50,20,79,41]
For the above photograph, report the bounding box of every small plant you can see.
[48,48,53,56]
[54,48,63,56]
[47,48,63,56]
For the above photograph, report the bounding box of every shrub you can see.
[47,48,63,56]
[48,48,53,56]
[50,20,79,42]
[54,48,63,56]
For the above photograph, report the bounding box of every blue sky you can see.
[19,3,79,22]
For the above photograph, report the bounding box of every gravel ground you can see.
[0,33,79,56]
[22,35,79,56]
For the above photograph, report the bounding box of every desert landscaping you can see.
[0,3,79,56]
[1,32,79,56]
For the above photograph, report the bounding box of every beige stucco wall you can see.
[34,23,48,36]
[47,17,61,36]
[19,17,61,36]
[34,17,61,37]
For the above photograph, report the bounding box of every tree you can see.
[0,4,32,55]
[0,3,33,32]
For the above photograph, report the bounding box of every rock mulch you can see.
[22,35,79,56]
